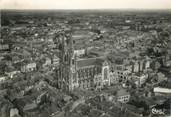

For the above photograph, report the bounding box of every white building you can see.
[74,49,85,57]
[116,69,130,82]
[10,108,20,117]
[154,87,171,94]
[0,76,7,83]
[132,73,148,87]
[22,63,36,72]
[5,71,20,78]
[117,89,130,103]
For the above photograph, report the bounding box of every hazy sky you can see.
[0,0,171,9]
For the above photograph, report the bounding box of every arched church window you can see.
[64,55,67,62]
[58,44,62,50]
[72,59,75,65]
[104,68,108,80]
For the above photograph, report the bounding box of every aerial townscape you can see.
[0,9,171,117]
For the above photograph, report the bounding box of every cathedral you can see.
[55,30,111,91]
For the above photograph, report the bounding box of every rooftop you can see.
[117,89,130,97]
[76,56,105,68]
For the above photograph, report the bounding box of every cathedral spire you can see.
[55,29,75,91]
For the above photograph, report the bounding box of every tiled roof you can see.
[23,103,37,111]
[117,89,130,97]
[76,57,105,68]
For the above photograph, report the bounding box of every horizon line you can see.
[1,8,171,11]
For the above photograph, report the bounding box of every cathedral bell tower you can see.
[55,30,77,91]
